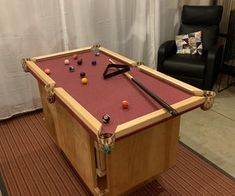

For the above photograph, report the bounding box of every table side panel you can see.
[54,100,97,194]
[106,117,180,195]
[38,83,58,144]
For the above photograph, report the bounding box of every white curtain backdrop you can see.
[0,0,178,119]
[0,0,64,119]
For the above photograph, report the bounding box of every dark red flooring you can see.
[0,111,235,196]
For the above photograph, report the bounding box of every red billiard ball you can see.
[122,100,129,109]
[44,68,50,75]
[73,54,78,59]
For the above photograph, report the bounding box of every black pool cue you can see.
[108,59,178,116]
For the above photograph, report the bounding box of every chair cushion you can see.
[176,31,203,55]
[161,54,206,78]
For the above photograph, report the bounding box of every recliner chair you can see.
[157,5,223,90]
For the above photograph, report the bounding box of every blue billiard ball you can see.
[80,72,86,78]
[91,60,96,65]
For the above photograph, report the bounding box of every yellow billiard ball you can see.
[81,77,88,85]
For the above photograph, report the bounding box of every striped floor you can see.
[0,111,235,196]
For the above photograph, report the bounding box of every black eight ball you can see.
[69,66,75,72]
[102,114,110,124]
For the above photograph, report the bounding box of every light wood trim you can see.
[25,60,55,86]
[175,96,205,112]
[32,46,92,62]
[54,88,101,136]
[109,58,133,80]
[115,110,171,138]
[115,96,205,138]
[99,47,136,66]
[139,65,204,96]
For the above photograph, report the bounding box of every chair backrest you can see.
[179,5,223,51]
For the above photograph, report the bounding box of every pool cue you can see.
[108,59,178,116]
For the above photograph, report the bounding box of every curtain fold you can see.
[0,0,64,119]
[64,0,158,66]
[0,0,178,119]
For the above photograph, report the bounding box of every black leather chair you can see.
[157,6,223,90]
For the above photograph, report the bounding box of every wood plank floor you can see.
[0,111,235,196]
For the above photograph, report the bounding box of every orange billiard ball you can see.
[44,68,50,75]
[81,77,88,85]
[122,100,129,109]
[64,59,70,65]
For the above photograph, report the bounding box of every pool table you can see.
[22,45,215,195]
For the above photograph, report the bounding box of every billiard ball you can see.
[102,114,110,124]
[80,72,86,78]
[122,100,129,109]
[81,77,88,84]
[69,66,75,72]
[64,59,70,65]
[44,68,50,75]
[73,54,78,59]
[91,60,96,65]
[77,58,83,65]
[95,52,100,56]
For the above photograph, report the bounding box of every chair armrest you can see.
[205,44,223,89]
[157,40,177,71]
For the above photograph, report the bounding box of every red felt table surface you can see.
[36,50,192,134]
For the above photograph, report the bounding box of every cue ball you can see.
[95,52,100,56]
[73,54,78,59]
[91,60,96,65]
[64,59,70,65]
[44,68,50,75]
[102,114,110,124]
[80,72,86,78]
[69,66,75,72]
[122,100,129,109]
[81,77,88,84]
[77,58,83,65]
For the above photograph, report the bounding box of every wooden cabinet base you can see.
[39,83,180,195]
